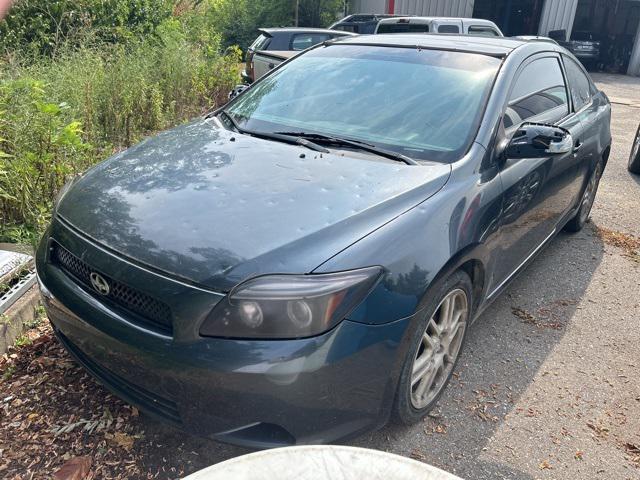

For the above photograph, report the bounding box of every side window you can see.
[377,23,430,33]
[504,57,569,128]
[468,26,500,37]
[334,25,357,33]
[250,34,270,51]
[291,33,330,51]
[563,56,593,111]
[438,24,461,34]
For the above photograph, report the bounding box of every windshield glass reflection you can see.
[227,45,502,163]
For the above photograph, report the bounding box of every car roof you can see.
[338,13,408,21]
[377,16,496,25]
[333,33,549,57]
[512,35,559,45]
[260,28,354,35]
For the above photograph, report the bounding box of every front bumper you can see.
[36,225,412,447]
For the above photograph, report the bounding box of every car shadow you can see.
[136,224,605,479]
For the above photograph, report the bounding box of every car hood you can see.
[57,119,451,291]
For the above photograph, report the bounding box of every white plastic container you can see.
[183,445,463,480]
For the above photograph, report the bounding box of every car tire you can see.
[564,159,604,233]
[393,270,472,425]
[629,124,640,174]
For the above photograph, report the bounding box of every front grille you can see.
[56,330,181,424]
[51,242,173,335]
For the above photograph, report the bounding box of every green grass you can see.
[0,21,241,244]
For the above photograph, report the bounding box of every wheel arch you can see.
[417,243,490,317]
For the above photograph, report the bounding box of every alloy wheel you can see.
[410,288,468,410]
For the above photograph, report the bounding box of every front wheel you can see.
[629,124,640,174]
[394,271,471,424]
[564,160,603,233]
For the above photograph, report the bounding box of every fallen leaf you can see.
[112,432,135,450]
[409,449,427,461]
[53,456,91,480]
[539,460,552,470]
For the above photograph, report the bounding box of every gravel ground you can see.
[1,75,639,480]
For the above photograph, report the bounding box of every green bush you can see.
[0,0,176,56]
[0,21,241,243]
[0,79,91,240]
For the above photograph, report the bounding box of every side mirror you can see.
[505,123,573,159]
[228,84,249,100]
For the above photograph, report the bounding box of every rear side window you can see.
[291,33,331,51]
[250,34,270,51]
[571,32,600,42]
[334,25,357,33]
[504,57,569,128]
[377,23,430,33]
[437,24,461,34]
[563,56,593,110]
[468,26,500,37]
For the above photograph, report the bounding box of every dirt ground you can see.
[0,75,639,480]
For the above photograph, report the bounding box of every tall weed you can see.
[0,21,241,243]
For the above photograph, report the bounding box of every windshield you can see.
[572,32,599,42]
[226,45,502,163]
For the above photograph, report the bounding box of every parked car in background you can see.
[374,17,503,36]
[564,31,601,69]
[243,28,354,82]
[249,50,298,83]
[38,34,611,448]
[329,13,408,33]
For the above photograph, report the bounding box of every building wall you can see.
[350,0,474,16]
[349,0,387,13]
[629,14,640,75]
[538,0,578,39]
[393,0,474,17]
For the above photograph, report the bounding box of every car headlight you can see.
[200,266,383,339]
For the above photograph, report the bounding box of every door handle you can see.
[573,141,583,153]
[268,63,275,69]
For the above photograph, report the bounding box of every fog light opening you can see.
[216,422,296,448]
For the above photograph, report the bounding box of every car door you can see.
[490,53,587,293]
[561,54,602,187]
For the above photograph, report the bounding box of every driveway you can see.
[1,75,639,480]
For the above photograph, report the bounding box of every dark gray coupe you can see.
[37,34,611,448]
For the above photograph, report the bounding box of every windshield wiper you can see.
[216,111,329,153]
[217,109,244,133]
[274,131,418,165]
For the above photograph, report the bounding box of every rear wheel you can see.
[629,124,640,174]
[394,271,471,424]
[564,160,603,233]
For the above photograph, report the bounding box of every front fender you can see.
[314,147,504,325]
